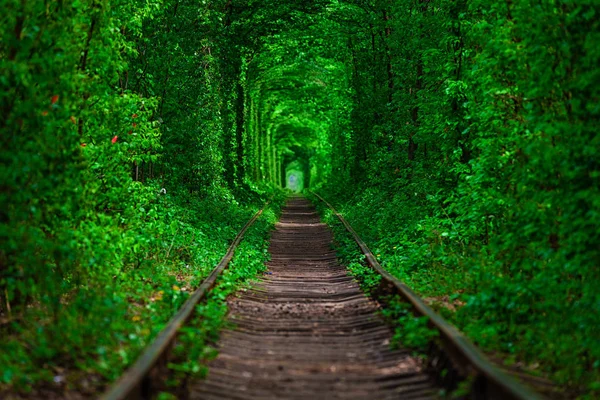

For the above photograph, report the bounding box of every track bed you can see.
[190,196,438,399]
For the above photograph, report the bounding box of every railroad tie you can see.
[190,196,438,400]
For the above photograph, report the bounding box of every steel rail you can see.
[311,191,545,400]
[101,200,271,400]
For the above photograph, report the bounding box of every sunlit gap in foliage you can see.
[285,160,306,192]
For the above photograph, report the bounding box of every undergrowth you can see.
[311,188,598,399]
[310,194,438,353]
[160,197,282,396]
[0,188,284,396]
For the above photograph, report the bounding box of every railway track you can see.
[103,195,544,400]
[189,196,436,399]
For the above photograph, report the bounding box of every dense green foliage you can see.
[311,0,600,396]
[0,0,286,393]
[1,0,599,397]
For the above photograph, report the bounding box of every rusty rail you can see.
[101,200,270,400]
[311,191,545,400]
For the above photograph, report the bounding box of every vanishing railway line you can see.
[102,196,544,400]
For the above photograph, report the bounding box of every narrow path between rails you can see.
[191,196,438,399]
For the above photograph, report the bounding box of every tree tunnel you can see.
[4,0,597,392]
[242,25,351,192]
